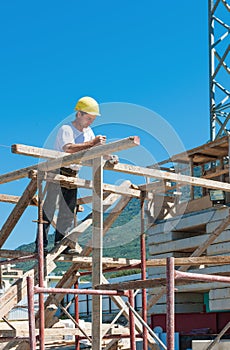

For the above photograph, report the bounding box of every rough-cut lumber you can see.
[55,255,141,268]
[43,172,141,198]
[146,256,230,267]
[0,270,34,318]
[11,144,65,159]
[0,194,37,205]
[30,137,140,172]
[0,177,37,248]
[0,249,33,259]
[0,137,139,184]
[149,234,210,255]
[107,163,230,192]
[97,277,168,290]
[92,157,103,350]
[0,193,98,206]
[207,241,230,255]
[210,287,230,300]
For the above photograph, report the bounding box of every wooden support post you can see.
[92,157,103,350]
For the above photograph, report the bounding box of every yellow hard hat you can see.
[75,96,101,116]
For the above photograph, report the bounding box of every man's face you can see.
[77,112,96,129]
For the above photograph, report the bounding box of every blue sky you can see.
[0,0,212,249]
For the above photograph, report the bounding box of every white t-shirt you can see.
[54,122,95,171]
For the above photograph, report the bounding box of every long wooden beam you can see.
[0,177,37,248]
[0,137,139,185]
[0,249,33,259]
[25,137,140,172]
[56,256,141,268]
[43,173,141,198]
[107,163,230,192]
[55,255,230,268]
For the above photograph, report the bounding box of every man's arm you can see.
[63,135,106,153]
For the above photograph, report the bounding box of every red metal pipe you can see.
[175,270,230,283]
[166,257,175,350]
[74,281,80,350]
[140,191,148,350]
[27,276,36,350]
[34,286,128,296]
[128,290,136,350]
[37,179,45,350]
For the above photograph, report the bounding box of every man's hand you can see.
[93,135,106,146]
[104,154,119,165]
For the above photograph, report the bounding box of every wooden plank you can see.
[148,231,205,245]
[0,249,33,258]
[149,234,210,255]
[55,256,141,269]
[31,137,140,172]
[0,270,34,318]
[11,144,65,159]
[45,173,141,198]
[0,194,36,205]
[92,157,103,350]
[109,163,230,192]
[0,164,39,184]
[0,177,37,248]
[209,287,230,300]
[209,299,230,311]
[207,221,230,233]
[97,278,167,290]
[0,193,94,206]
[203,168,229,179]
[0,137,139,185]
[207,241,230,255]
[147,256,230,267]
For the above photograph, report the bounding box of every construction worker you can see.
[35,96,107,254]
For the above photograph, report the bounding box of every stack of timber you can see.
[146,136,230,315]
[147,206,230,315]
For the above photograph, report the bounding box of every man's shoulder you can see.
[59,123,72,131]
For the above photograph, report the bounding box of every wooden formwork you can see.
[1,136,230,349]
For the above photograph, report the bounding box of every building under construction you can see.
[0,1,230,349]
